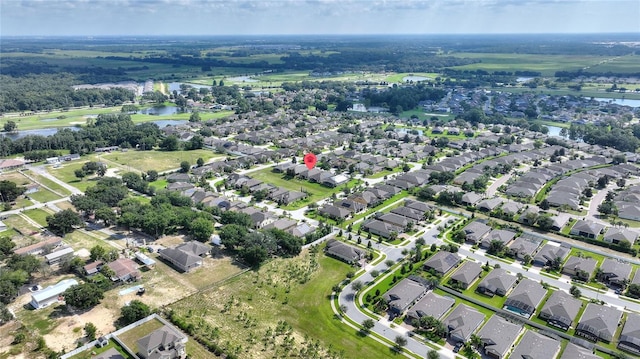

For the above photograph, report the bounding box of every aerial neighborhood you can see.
[1,31,640,359]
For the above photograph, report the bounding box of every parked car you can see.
[146,247,154,253]
[453,342,463,353]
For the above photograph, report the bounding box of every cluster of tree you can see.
[159,134,203,151]
[219,223,302,267]
[22,150,62,162]
[461,175,489,193]
[71,177,129,226]
[568,123,640,152]
[46,209,84,236]
[597,191,618,217]
[117,192,214,240]
[0,114,163,157]
[121,172,155,195]
[0,180,26,203]
[361,84,446,115]
[0,73,134,112]
[0,243,41,306]
[75,161,107,180]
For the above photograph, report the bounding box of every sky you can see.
[1,0,639,37]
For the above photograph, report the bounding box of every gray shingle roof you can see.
[510,330,561,359]
[619,312,640,354]
[406,291,455,320]
[560,342,599,359]
[449,261,482,287]
[477,268,517,296]
[539,290,582,329]
[382,278,427,312]
[424,251,461,274]
[476,315,522,359]
[504,278,547,317]
[443,304,485,342]
[577,303,623,341]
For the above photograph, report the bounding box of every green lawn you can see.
[28,188,63,203]
[462,270,508,309]
[342,192,410,228]
[100,149,223,173]
[568,247,607,268]
[22,170,72,196]
[117,317,165,350]
[169,251,395,359]
[4,214,41,235]
[23,208,51,227]
[250,168,362,209]
[48,159,100,192]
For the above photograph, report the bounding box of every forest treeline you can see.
[0,73,134,112]
[0,114,162,156]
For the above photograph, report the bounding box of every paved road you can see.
[27,165,83,195]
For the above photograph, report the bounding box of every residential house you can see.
[93,348,124,359]
[604,228,638,246]
[383,278,427,314]
[159,248,203,273]
[599,258,632,287]
[83,260,104,276]
[476,315,522,359]
[562,256,597,281]
[461,192,483,207]
[508,235,541,260]
[175,242,210,257]
[476,268,517,297]
[476,198,504,212]
[570,220,605,239]
[423,251,461,276]
[448,261,482,290]
[137,325,188,359]
[561,342,600,359]
[503,278,547,318]
[362,219,403,239]
[510,330,561,359]
[166,173,192,183]
[44,247,74,265]
[576,303,622,342]
[406,291,455,322]
[376,213,413,229]
[538,290,582,331]
[30,279,79,309]
[480,229,516,249]
[106,258,141,282]
[264,218,298,232]
[463,221,492,244]
[442,304,485,343]
[390,206,423,222]
[618,312,640,355]
[319,205,351,220]
[14,237,63,256]
[533,243,570,267]
[324,239,365,265]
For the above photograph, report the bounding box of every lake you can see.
[595,98,640,108]
[228,76,258,83]
[402,75,428,82]
[547,125,564,137]
[140,106,181,116]
[167,82,212,93]
[0,119,186,139]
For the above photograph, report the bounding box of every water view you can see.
[402,75,428,82]
[595,98,640,108]
[167,82,212,93]
[139,106,181,115]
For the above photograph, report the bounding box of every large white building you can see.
[30,279,78,309]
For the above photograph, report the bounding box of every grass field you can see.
[117,318,165,351]
[23,208,52,227]
[169,251,393,359]
[100,149,223,173]
[68,339,135,359]
[249,168,361,209]
[48,160,100,192]
[3,214,41,235]
[447,53,615,77]
[22,170,72,196]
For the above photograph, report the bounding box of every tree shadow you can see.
[345,293,355,302]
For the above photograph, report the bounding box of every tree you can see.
[120,300,151,325]
[180,161,191,173]
[63,283,104,310]
[90,245,107,262]
[84,322,97,340]
[0,180,26,203]
[95,207,116,226]
[189,217,214,242]
[627,284,640,299]
[219,224,248,250]
[394,335,407,351]
[361,319,375,333]
[487,240,506,256]
[352,280,363,292]
[196,157,205,167]
[0,236,16,260]
[3,120,17,133]
[570,285,581,298]
[189,111,201,122]
[46,209,83,236]
[539,199,550,210]
[146,170,158,182]
[160,135,180,151]
[427,350,440,359]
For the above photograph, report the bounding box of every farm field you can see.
[169,250,393,359]
[100,149,223,173]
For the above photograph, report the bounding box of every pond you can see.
[140,106,181,116]
[0,126,80,140]
[396,128,424,136]
[402,75,428,82]
[228,76,258,83]
[594,98,640,108]
[547,125,564,137]
[150,120,187,128]
[167,82,212,93]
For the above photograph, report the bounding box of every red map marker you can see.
[304,153,317,170]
